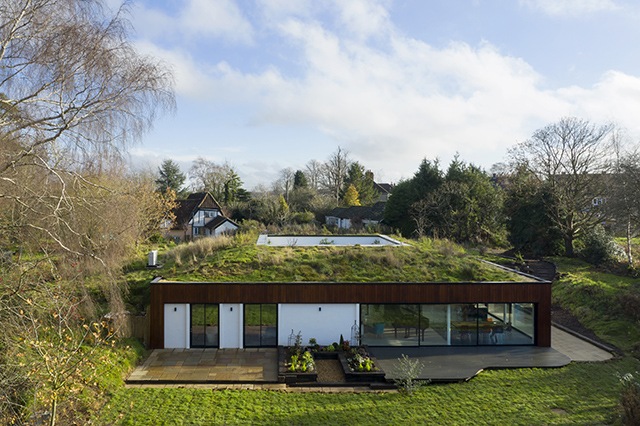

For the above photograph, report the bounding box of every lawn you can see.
[95,358,639,425]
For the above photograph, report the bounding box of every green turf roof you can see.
[157,234,530,283]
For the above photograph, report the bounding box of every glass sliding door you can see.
[450,303,479,345]
[190,304,219,348]
[360,303,537,347]
[419,304,448,345]
[244,304,277,347]
[510,303,535,344]
[360,304,420,346]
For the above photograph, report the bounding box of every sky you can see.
[112,0,640,189]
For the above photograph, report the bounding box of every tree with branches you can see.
[321,147,351,205]
[0,0,175,423]
[156,159,186,196]
[509,117,615,256]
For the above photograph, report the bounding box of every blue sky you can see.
[113,0,640,189]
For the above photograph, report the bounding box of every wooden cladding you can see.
[149,280,552,349]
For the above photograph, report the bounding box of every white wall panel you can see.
[164,304,189,348]
[278,304,358,346]
[219,303,242,348]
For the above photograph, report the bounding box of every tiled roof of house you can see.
[203,215,239,230]
[172,192,223,229]
[374,182,393,194]
[326,201,386,221]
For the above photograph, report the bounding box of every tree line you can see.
[157,117,640,267]
[155,146,382,226]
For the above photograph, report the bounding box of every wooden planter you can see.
[338,352,386,383]
[278,346,318,384]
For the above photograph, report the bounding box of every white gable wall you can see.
[214,220,239,236]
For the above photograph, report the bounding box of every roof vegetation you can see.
[153,232,527,283]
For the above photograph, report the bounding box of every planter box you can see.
[338,352,386,383]
[278,346,318,384]
[280,370,318,384]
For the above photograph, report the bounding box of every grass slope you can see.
[552,257,640,354]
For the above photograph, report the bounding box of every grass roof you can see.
[152,233,527,283]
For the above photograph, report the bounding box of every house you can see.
[149,236,551,350]
[165,192,239,242]
[374,182,393,202]
[325,201,386,229]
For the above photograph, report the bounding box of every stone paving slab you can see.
[127,348,278,384]
[551,326,613,362]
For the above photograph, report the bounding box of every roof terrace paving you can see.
[126,327,613,386]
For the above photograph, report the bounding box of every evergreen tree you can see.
[344,162,378,205]
[384,159,443,237]
[504,166,563,256]
[293,170,308,189]
[383,180,416,236]
[156,159,186,196]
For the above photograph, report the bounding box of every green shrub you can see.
[579,225,623,265]
[619,373,640,425]
[393,354,427,395]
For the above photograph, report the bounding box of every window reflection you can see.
[360,303,535,347]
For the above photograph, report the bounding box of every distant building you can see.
[374,182,393,202]
[166,192,239,242]
[325,201,387,229]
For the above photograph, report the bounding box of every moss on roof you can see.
[156,233,528,283]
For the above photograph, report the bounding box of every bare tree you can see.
[0,0,174,254]
[305,159,323,190]
[609,148,640,265]
[0,0,175,423]
[189,158,242,203]
[320,147,351,205]
[274,167,295,202]
[509,117,614,256]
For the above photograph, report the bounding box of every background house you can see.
[166,192,239,242]
[326,201,386,229]
[374,182,393,202]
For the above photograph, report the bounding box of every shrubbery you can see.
[619,373,640,425]
[579,225,623,265]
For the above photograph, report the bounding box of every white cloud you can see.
[520,0,619,16]
[131,0,254,44]
[556,71,640,128]
[331,0,392,39]
[133,41,213,98]
[256,0,313,21]
[181,0,254,43]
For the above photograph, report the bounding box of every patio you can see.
[127,348,278,384]
[126,326,613,385]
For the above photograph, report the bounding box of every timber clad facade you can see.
[150,279,551,349]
